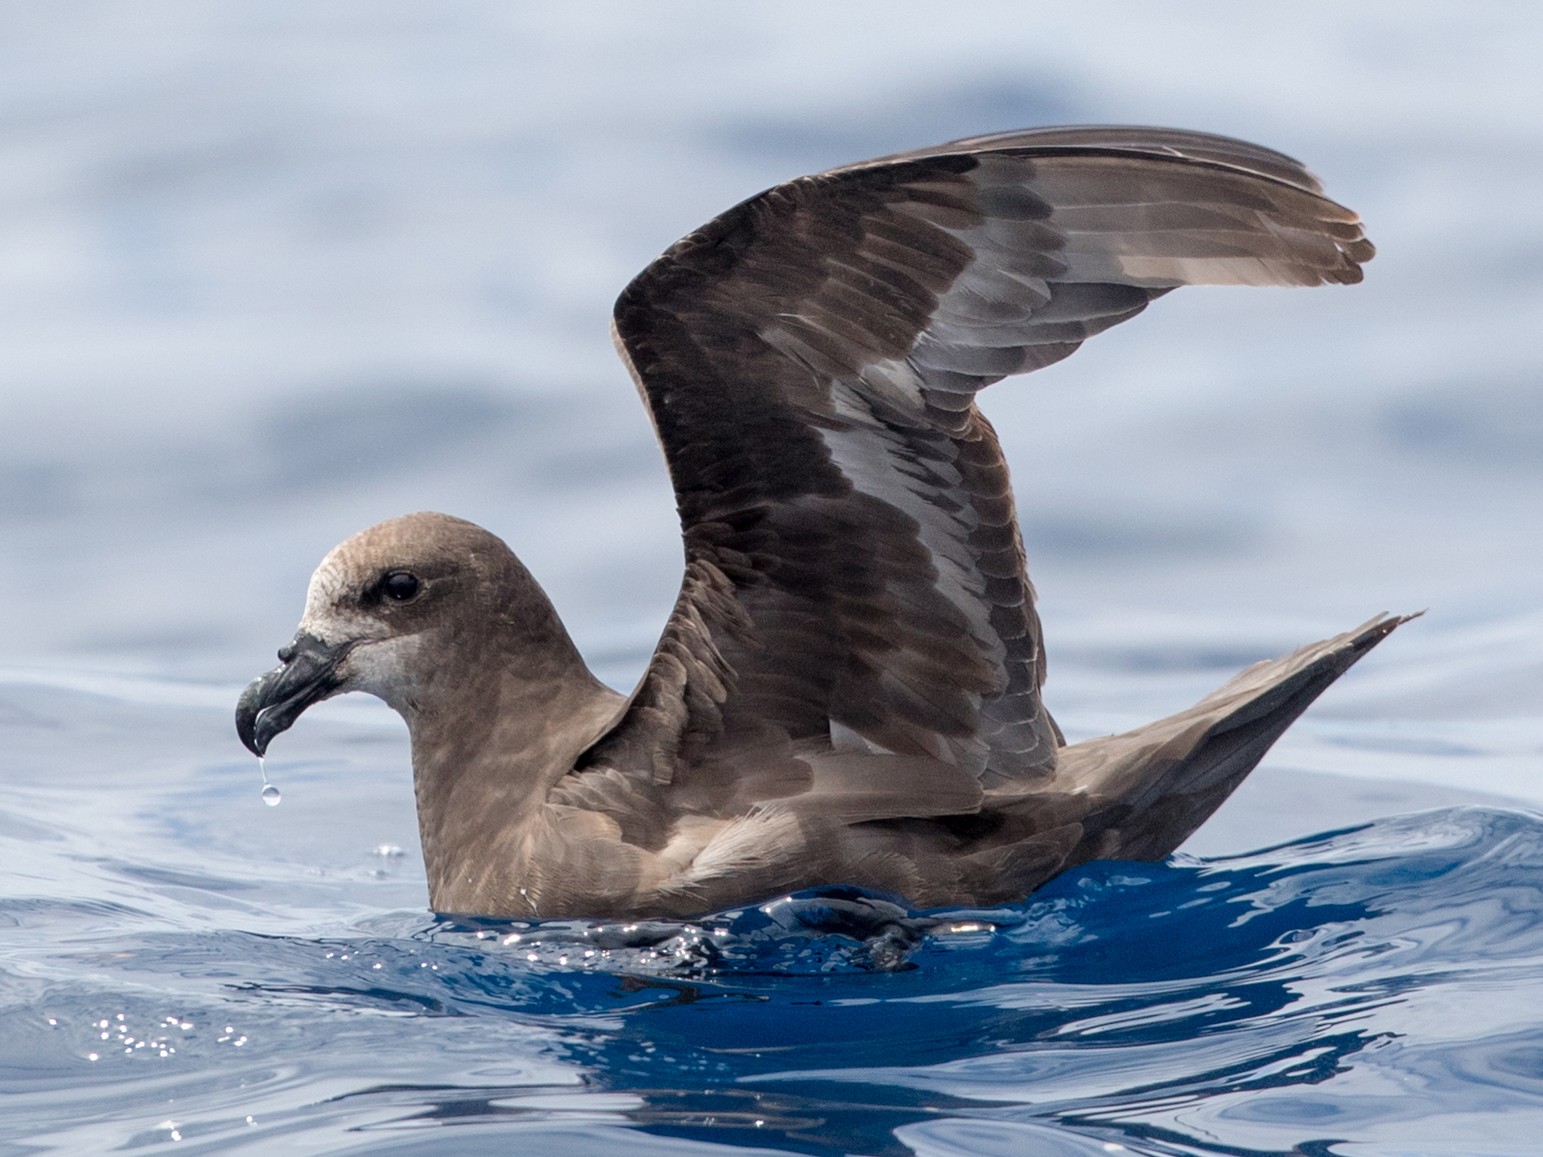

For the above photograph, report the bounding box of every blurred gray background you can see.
[1,2,1539,804]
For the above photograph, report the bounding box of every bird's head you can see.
[235,511,536,757]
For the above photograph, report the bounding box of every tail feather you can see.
[1054,613,1412,864]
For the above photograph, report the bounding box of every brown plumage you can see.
[236,125,1401,919]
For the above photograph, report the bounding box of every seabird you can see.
[237,125,1401,919]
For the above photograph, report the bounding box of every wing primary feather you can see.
[601,125,1372,808]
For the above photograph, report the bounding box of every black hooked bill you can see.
[235,633,352,757]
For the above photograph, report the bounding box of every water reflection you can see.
[16,807,1540,1154]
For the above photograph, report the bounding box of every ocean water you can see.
[3,4,1542,1153]
[6,680,1543,1154]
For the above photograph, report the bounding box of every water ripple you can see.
[4,805,1542,1153]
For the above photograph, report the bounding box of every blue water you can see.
[8,765,1543,1155]
[3,5,1542,1154]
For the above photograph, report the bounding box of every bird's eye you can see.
[381,571,421,603]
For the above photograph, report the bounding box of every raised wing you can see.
[583,126,1371,802]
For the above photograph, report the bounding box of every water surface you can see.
[2,5,1541,1153]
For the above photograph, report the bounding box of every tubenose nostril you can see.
[278,643,295,663]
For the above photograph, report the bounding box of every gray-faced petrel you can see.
[237,125,1401,919]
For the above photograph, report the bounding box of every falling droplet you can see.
[259,758,282,807]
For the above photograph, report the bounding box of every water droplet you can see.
[258,758,281,807]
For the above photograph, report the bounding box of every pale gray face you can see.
[291,534,430,708]
[236,512,509,756]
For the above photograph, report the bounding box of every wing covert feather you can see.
[583,127,1372,802]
